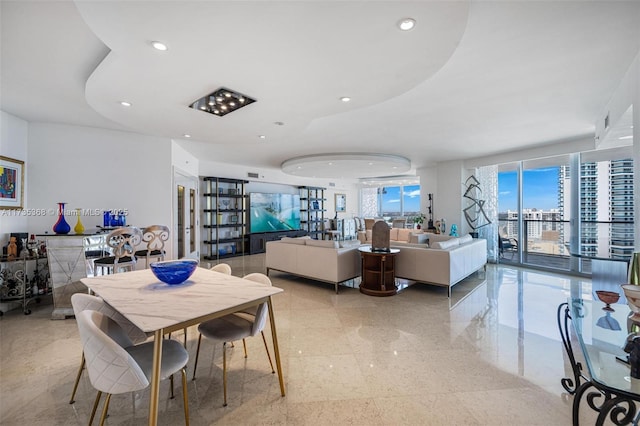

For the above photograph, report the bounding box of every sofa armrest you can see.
[409,233,429,244]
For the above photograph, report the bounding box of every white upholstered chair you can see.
[210,263,232,275]
[75,309,190,426]
[191,272,275,406]
[69,293,148,404]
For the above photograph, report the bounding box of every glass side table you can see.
[558,297,640,425]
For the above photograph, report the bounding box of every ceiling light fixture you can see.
[183,134,191,138]
[151,41,168,51]
[120,101,131,107]
[398,18,416,31]
[281,153,411,179]
[259,135,266,139]
[340,97,351,102]
[189,87,256,117]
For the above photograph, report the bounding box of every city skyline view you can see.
[499,167,560,212]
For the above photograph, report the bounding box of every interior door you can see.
[174,170,199,260]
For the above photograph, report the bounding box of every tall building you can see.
[558,159,635,260]
[609,159,635,259]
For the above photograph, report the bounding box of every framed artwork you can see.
[335,193,346,212]
[312,200,319,210]
[0,156,24,210]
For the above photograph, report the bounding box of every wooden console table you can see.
[358,246,399,296]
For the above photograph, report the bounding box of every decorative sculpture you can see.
[449,224,459,237]
[463,175,491,231]
[371,221,390,252]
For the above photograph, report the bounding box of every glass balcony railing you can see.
[498,218,635,274]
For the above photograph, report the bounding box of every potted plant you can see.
[413,213,426,230]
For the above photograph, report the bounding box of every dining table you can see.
[81,267,285,426]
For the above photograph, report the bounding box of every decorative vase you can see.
[52,202,71,234]
[74,208,85,234]
[630,252,640,285]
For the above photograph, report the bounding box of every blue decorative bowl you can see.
[150,259,198,285]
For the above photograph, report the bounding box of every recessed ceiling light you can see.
[340,97,351,102]
[259,135,266,139]
[183,134,191,138]
[120,101,131,107]
[151,41,168,51]
[398,18,416,31]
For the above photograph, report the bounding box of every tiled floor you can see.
[0,254,601,425]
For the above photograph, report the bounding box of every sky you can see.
[381,185,421,213]
[498,167,560,211]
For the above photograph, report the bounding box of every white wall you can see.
[0,111,29,245]
[27,123,173,239]
[436,160,465,236]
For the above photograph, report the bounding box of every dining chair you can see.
[69,293,149,404]
[191,272,275,406]
[209,263,232,275]
[93,227,143,275]
[134,225,170,269]
[75,309,190,426]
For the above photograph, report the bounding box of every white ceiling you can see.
[2,1,639,179]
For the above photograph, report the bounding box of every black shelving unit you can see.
[299,186,326,240]
[202,177,248,260]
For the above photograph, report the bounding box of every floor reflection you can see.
[0,256,601,425]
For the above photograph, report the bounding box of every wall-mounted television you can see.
[249,192,301,233]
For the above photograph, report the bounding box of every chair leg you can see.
[222,342,228,407]
[260,331,275,374]
[170,374,175,399]
[183,327,188,349]
[99,393,111,426]
[242,338,248,358]
[69,352,85,404]
[89,391,102,426]
[192,333,202,381]
[181,368,190,426]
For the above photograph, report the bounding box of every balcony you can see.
[498,218,634,275]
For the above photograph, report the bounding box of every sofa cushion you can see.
[280,237,307,245]
[458,234,473,244]
[397,228,412,242]
[306,239,339,248]
[389,228,399,241]
[339,240,361,248]
[431,238,460,250]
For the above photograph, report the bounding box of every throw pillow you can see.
[397,228,412,242]
[306,239,339,248]
[431,238,460,250]
[458,234,473,244]
[280,237,307,245]
[339,240,361,248]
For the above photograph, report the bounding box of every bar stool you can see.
[93,227,142,275]
[134,225,170,269]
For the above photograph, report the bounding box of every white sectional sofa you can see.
[357,227,429,245]
[265,237,361,293]
[392,234,487,296]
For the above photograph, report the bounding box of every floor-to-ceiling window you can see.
[360,181,421,220]
[497,147,634,275]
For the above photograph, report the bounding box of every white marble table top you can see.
[81,267,283,333]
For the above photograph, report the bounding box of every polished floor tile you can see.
[0,255,600,425]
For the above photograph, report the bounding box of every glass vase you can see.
[74,208,85,234]
[52,202,71,234]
